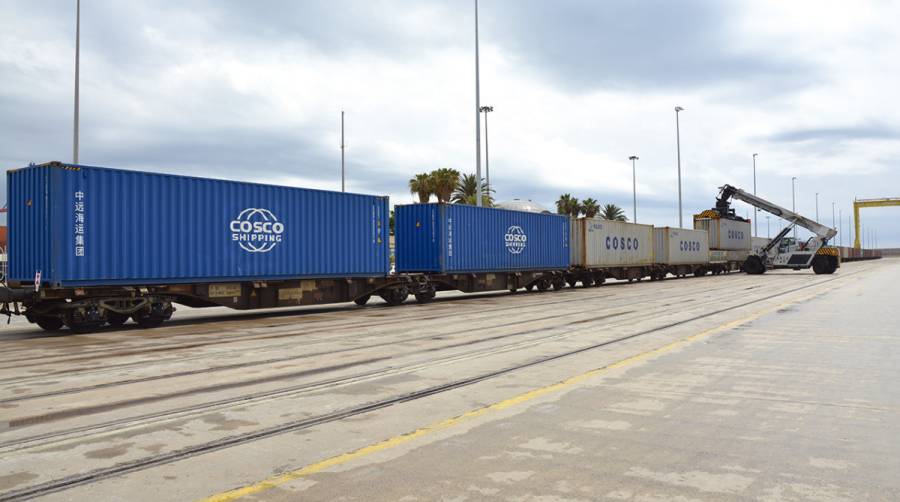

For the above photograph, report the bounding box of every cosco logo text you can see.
[679,240,702,252]
[727,229,745,240]
[230,208,285,253]
[504,226,527,254]
[606,236,639,251]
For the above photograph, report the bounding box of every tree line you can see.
[556,194,627,221]
[405,169,628,222]
[408,168,493,206]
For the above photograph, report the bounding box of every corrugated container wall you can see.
[395,204,569,273]
[8,163,390,287]
[694,217,751,250]
[570,218,654,267]
[653,227,710,265]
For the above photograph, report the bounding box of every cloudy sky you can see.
[2,0,899,246]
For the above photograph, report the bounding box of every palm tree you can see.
[452,173,493,206]
[408,173,432,203]
[581,198,600,218]
[556,194,581,218]
[430,168,460,203]
[599,203,628,221]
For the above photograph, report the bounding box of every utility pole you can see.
[73,0,81,164]
[838,209,842,247]
[629,156,639,223]
[791,177,797,240]
[815,192,819,221]
[674,106,684,227]
[474,0,483,207]
[831,202,835,241]
[340,110,345,192]
[752,153,758,236]
[480,106,494,195]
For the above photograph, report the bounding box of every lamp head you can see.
[674,106,684,112]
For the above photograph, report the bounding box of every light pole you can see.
[340,110,345,192]
[815,192,819,221]
[480,105,493,196]
[831,202,835,242]
[73,0,80,164]
[766,215,770,239]
[674,106,684,227]
[838,208,842,247]
[791,177,797,240]
[474,0,483,207]
[629,156,639,223]
[752,153,758,236]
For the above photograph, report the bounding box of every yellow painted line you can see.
[200,291,823,502]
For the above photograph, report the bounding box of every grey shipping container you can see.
[570,218,654,267]
[695,217,751,250]
[653,227,710,265]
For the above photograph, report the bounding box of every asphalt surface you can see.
[0,259,897,501]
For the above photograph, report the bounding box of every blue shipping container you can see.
[8,162,390,287]
[395,203,569,273]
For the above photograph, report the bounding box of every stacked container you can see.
[694,216,751,250]
[570,218,654,267]
[394,204,569,273]
[653,227,710,265]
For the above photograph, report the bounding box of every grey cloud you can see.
[482,0,814,93]
[767,124,900,143]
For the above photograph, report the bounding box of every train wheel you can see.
[552,277,566,291]
[107,312,130,327]
[381,288,409,306]
[525,283,535,292]
[536,278,551,292]
[132,302,173,328]
[582,276,595,288]
[354,295,371,306]
[133,315,164,329]
[35,317,64,331]
[593,273,606,286]
[566,278,578,288]
[415,290,436,303]
[694,267,707,277]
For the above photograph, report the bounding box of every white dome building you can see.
[495,199,552,214]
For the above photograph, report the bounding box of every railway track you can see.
[0,274,748,388]
[0,277,764,416]
[0,270,859,502]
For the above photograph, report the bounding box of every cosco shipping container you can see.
[8,162,390,287]
[394,203,569,273]
[695,217,751,250]
[653,227,710,265]
[570,218,654,267]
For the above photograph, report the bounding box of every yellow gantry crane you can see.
[854,197,900,248]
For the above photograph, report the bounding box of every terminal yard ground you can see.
[0,259,897,501]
